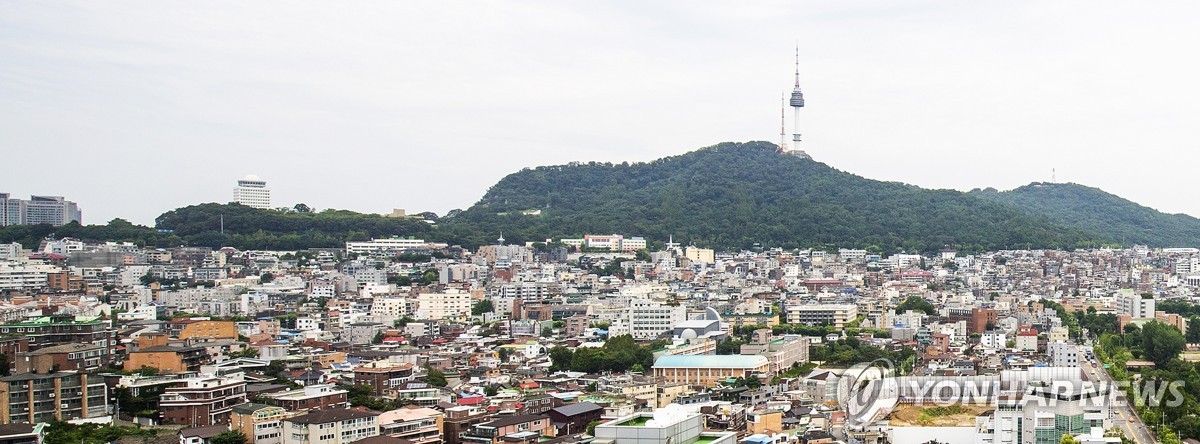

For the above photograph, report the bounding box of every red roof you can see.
[457,396,485,406]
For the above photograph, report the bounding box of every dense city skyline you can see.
[4,2,1200,225]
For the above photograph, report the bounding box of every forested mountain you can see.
[441,141,1101,253]
[970,183,1200,247]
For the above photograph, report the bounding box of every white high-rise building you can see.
[1115,289,1155,319]
[232,175,271,209]
[628,299,687,340]
[0,193,81,226]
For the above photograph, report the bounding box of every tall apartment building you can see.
[0,371,109,424]
[1115,290,1155,319]
[232,175,271,209]
[784,304,858,328]
[345,238,441,255]
[282,409,379,444]
[416,289,473,320]
[0,194,81,226]
[0,315,116,358]
[947,307,998,334]
[353,361,416,396]
[232,403,288,444]
[627,299,687,340]
[159,371,248,426]
[0,262,59,291]
[263,384,348,412]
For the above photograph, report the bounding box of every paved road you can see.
[1083,358,1156,444]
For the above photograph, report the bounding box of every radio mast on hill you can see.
[778,93,789,153]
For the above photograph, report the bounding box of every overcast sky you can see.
[4,1,1200,225]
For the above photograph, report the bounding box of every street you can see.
[1082,358,1156,444]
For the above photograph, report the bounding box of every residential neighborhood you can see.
[0,232,1194,444]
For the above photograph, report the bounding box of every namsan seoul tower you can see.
[784,46,811,159]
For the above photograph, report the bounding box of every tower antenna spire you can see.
[794,44,801,88]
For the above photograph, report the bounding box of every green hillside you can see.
[9,141,1196,253]
[153,203,436,250]
[971,183,1200,247]
[441,141,1100,253]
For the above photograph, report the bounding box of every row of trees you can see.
[810,335,917,368]
[547,335,661,374]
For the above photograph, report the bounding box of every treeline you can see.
[0,218,183,249]
[154,203,436,250]
[0,204,442,251]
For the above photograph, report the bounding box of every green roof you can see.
[653,354,768,369]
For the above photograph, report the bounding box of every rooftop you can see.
[653,354,768,369]
[287,408,380,424]
[481,414,549,428]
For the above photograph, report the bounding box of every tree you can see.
[231,347,259,359]
[716,337,745,355]
[484,385,499,396]
[894,296,936,315]
[1140,321,1185,368]
[586,420,603,436]
[293,203,312,213]
[1059,434,1079,444]
[1188,317,1200,344]
[210,431,248,444]
[371,331,384,344]
[542,326,554,338]
[549,346,573,371]
[1172,415,1200,440]
[422,367,448,387]
[265,360,287,379]
[472,300,495,316]
[259,272,274,284]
